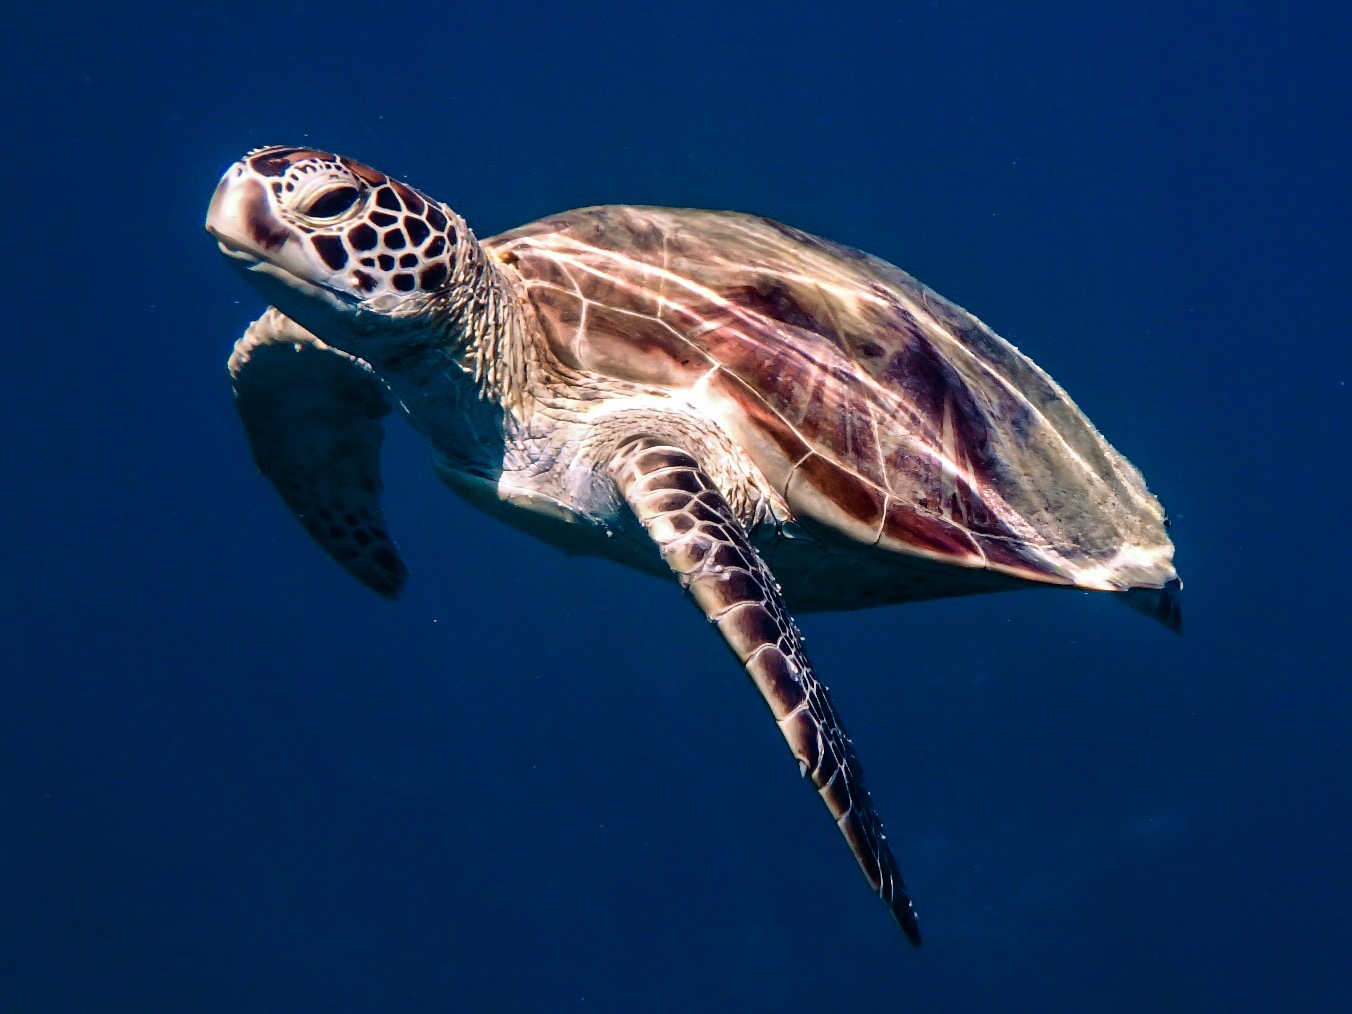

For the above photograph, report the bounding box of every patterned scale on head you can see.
[208,146,459,312]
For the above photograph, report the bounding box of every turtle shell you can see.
[488,206,1177,605]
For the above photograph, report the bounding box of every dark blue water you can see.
[3,2,1347,1010]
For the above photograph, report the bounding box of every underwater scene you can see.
[2,2,1347,1010]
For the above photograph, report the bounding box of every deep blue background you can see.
[2,2,1347,1010]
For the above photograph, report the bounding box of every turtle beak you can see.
[206,163,292,266]
[207,161,358,318]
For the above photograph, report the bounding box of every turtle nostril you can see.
[304,185,360,219]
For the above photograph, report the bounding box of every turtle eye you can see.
[302,185,361,220]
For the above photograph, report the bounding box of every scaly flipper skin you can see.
[230,308,409,597]
[610,436,922,945]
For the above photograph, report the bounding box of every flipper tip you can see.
[893,899,923,948]
[1121,578,1183,634]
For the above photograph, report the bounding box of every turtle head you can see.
[207,146,460,336]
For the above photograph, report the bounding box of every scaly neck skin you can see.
[433,208,532,414]
[353,209,534,478]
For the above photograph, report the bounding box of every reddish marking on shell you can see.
[721,278,849,354]
[703,369,811,494]
[516,248,580,295]
[879,499,983,562]
[881,330,995,477]
[787,453,886,537]
[530,281,714,387]
[978,534,1054,576]
[581,304,708,383]
[529,287,585,369]
[703,329,887,489]
[564,257,666,319]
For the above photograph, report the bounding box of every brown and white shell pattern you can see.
[488,206,1177,597]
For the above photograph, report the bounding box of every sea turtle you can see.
[206,145,1180,945]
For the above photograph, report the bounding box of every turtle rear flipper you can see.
[230,308,408,598]
[1121,578,1183,634]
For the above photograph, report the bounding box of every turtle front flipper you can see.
[609,436,922,946]
[229,308,408,598]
